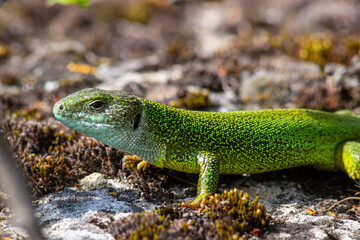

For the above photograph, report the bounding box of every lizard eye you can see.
[90,101,105,110]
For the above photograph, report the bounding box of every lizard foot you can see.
[181,193,209,209]
[122,155,150,171]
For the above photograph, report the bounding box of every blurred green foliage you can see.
[46,0,89,8]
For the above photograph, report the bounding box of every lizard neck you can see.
[104,99,171,168]
[127,115,167,168]
[125,99,189,167]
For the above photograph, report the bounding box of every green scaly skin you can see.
[53,88,360,206]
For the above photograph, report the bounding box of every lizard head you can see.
[53,88,144,148]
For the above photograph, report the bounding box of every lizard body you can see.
[53,88,360,205]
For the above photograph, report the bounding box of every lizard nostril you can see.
[58,104,64,111]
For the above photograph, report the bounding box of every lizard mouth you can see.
[54,113,103,129]
[53,110,121,133]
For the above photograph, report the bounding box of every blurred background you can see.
[0,0,360,112]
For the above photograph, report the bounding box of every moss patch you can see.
[109,188,270,240]
[0,115,124,198]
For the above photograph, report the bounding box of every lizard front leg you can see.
[184,152,220,207]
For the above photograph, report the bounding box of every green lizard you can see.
[53,88,360,206]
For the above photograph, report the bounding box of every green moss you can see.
[233,31,360,66]
[0,44,11,60]
[1,115,124,198]
[109,188,270,239]
[169,88,211,110]
[156,205,181,220]
[109,212,172,240]
[297,35,333,67]
[124,0,154,24]
[101,0,159,24]
[12,106,43,121]
[0,73,17,86]
[202,189,270,238]
[345,36,360,58]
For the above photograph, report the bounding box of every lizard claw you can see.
[181,194,209,209]
[137,160,150,171]
[122,155,150,171]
